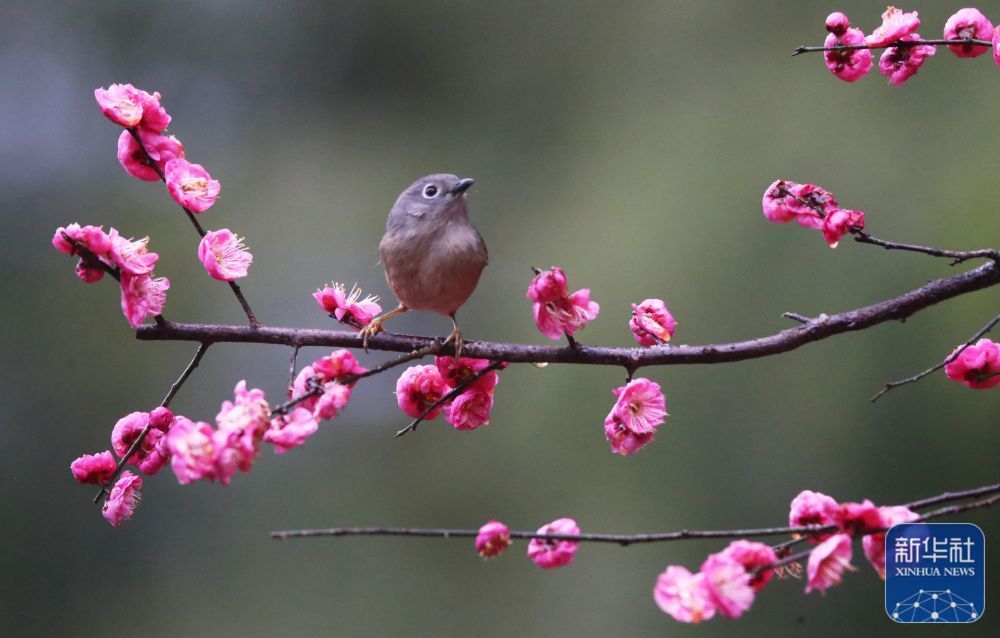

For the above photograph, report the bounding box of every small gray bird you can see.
[361,174,488,356]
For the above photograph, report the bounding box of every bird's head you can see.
[387,173,475,233]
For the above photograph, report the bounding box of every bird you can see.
[361,173,488,357]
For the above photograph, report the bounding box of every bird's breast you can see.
[379,224,488,315]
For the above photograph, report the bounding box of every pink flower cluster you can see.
[395,356,502,430]
[629,298,677,346]
[787,490,919,588]
[473,518,580,567]
[95,83,221,213]
[654,540,777,623]
[70,364,363,526]
[69,406,174,526]
[822,8,995,86]
[761,180,865,248]
[526,267,599,340]
[604,378,667,456]
[166,381,273,484]
[654,490,919,624]
[314,282,382,328]
[52,223,170,327]
[944,338,1000,389]
[274,350,367,451]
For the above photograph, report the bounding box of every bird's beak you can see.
[450,178,475,195]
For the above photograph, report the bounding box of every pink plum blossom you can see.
[606,378,666,435]
[825,12,850,36]
[944,8,993,58]
[720,540,778,592]
[866,6,920,47]
[805,533,855,594]
[862,505,919,578]
[313,282,382,327]
[823,24,872,82]
[52,223,113,256]
[75,261,105,283]
[445,388,494,430]
[944,338,1000,389]
[527,517,580,569]
[832,499,884,536]
[117,129,184,181]
[396,365,448,419]
[526,267,600,340]
[603,379,666,456]
[94,84,171,132]
[165,417,217,484]
[821,208,865,247]
[70,451,117,484]
[108,230,159,275]
[312,349,366,382]
[211,427,257,485]
[120,272,170,328]
[94,84,144,128]
[264,407,319,454]
[164,158,220,213]
[476,520,511,558]
[314,382,352,421]
[653,566,716,623]
[290,351,364,423]
[789,490,839,540]
[879,34,936,86]
[198,229,253,281]
[102,471,142,527]
[700,553,755,619]
[993,25,1000,65]
[630,298,677,346]
[435,356,492,387]
[216,381,270,439]
[111,411,170,475]
[761,180,839,229]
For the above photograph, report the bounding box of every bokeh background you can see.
[2,1,998,635]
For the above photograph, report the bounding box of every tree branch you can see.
[270,482,1000,544]
[137,260,1000,369]
[872,311,1000,402]
[792,37,993,57]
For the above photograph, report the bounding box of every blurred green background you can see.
[2,1,997,635]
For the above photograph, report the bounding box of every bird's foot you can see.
[360,317,385,351]
[443,326,463,359]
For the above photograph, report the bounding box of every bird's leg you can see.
[444,313,463,358]
[360,304,408,350]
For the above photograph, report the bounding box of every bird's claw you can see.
[360,319,384,352]
[443,327,463,359]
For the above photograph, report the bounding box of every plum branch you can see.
[271,482,999,544]
[136,258,1000,377]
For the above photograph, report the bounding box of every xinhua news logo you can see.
[885,523,985,623]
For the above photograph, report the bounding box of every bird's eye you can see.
[422,184,439,198]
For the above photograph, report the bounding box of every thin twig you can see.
[287,344,301,398]
[792,37,992,57]
[395,361,506,438]
[347,342,448,384]
[137,260,1000,368]
[271,482,1000,544]
[127,127,260,327]
[93,342,210,503]
[853,231,999,265]
[871,312,1000,402]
